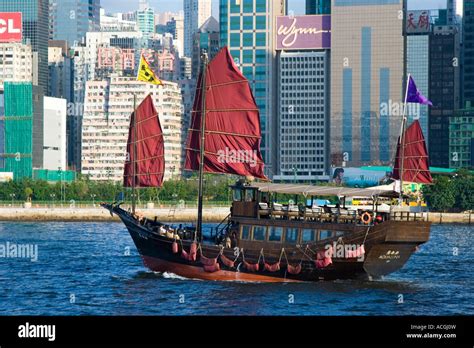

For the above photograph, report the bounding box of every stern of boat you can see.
[363,220,431,277]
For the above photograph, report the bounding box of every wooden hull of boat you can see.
[107,205,430,283]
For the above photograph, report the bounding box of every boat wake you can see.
[160,272,188,280]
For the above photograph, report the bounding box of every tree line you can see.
[0,171,472,212]
[422,169,474,212]
[0,174,235,204]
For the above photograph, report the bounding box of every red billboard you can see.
[0,12,22,43]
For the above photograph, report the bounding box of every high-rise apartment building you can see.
[184,0,212,57]
[137,7,155,39]
[0,43,33,87]
[81,77,183,182]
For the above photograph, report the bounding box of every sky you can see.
[100,0,461,16]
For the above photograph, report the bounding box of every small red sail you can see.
[185,46,267,179]
[392,120,433,184]
[124,94,165,187]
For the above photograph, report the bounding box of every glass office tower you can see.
[219,0,285,177]
[330,0,405,167]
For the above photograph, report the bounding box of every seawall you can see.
[0,207,471,224]
[0,207,230,223]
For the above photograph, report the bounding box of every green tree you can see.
[24,187,33,202]
[422,176,456,212]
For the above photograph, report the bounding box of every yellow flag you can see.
[137,54,162,85]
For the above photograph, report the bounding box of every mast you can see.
[196,51,209,239]
[132,93,137,214]
[399,73,411,205]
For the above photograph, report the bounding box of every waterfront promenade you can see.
[0,205,230,223]
[0,205,471,223]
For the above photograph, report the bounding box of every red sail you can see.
[185,46,267,179]
[124,94,165,187]
[393,120,433,184]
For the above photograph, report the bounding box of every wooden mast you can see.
[132,93,137,214]
[196,51,209,239]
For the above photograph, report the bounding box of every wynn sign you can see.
[0,12,22,43]
[276,15,331,50]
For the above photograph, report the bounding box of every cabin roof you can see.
[252,182,398,198]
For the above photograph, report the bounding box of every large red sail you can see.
[185,46,267,179]
[392,120,433,184]
[124,94,165,187]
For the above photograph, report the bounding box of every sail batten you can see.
[185,46,267,179]
[392,120,433,184]
[124,94,165,188]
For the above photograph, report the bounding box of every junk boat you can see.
[102,47,433,282]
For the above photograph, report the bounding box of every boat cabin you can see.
[230,181,400,223]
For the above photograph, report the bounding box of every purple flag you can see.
[406,76,432,106]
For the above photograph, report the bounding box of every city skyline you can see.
[100,0,460,14]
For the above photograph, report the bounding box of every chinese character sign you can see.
[406,10,431,34]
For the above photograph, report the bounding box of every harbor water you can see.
[0,222,472,315]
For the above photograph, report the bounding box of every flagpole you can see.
[399,73,411,205]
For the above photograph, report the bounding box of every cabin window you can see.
[241,225,251,240]
[233,189,242,202]
[244,189,256,202]
[301,229,316,243]
[319,230,333,241]
[285,228,298,243]
[268,226,283,242]
[252,226,266,241]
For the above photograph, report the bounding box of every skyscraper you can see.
[192,16,220,79]
[406,10,431,142]
[49,0,100,47]
[220,0,285,177]
[429,24,460,167]
[166,16,185,57]
[184,0,212,57]
[463,0,474,107]
[306,0,331,15]
[330,0,405,167]
[137,7,155,39]
[0,0,49,95]
[0,0,49,168]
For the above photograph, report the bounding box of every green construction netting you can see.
[1,82,33,179]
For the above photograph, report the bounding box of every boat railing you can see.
[256,204,430,225]
[210,213,232,240]
[389,211,427,222]
[258,204,363,225]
